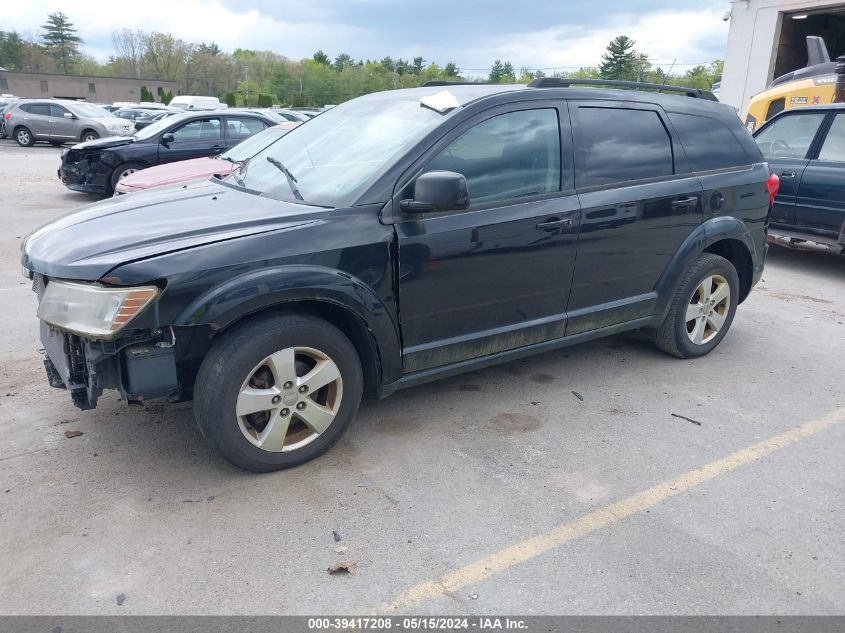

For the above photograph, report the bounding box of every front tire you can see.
[110,162,144,192]
[193,313,363,472]
[80,129,99,143]
[14,127,34,147]
[652,253,739,358]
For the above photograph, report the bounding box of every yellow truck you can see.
[743,36,844,133]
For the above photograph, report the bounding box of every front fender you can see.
[175,264,402,382]
[654,215,760,317]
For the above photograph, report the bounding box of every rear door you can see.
[795,112,845,240]
[158,116,223,164]
[567,101,702,334]
[20,103,51,138]
[753,111,828,227]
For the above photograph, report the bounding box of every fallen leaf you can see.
[64,430,83,439]
[327,561,356,575]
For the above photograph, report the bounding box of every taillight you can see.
[766,173,780,205]
[3,113,11,120]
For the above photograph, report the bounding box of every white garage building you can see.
[721,0,845,112]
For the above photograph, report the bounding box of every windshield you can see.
[69,102,113,118]
[230,93,451,207]
[134,114,190,140]
[222,126,290,162]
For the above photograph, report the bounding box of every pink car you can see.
[114,122,300,194]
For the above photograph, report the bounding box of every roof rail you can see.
[422,81,497,87]
[527,78,718,101]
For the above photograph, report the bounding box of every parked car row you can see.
[59,108,280,195]
[22,80,778,471]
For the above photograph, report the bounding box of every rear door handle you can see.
[536,217,574,232]
[780,170,796,179]
[671,196,699,209]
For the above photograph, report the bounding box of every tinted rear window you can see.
[668,112,752,172]
[577,107,674,187]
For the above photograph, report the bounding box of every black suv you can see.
[754,104,845,253]
[58,109,276,196]
[23,80,774,472]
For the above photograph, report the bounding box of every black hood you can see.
[22,179,325,281]
[71,135,137,151]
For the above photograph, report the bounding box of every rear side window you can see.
[668,112,751,171]
[576,107,673,187]
[23,104,50,116]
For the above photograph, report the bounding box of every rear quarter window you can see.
[668,112,754,172]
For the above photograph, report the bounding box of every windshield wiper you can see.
[266,156,304,201]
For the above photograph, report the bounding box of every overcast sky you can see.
[6,0,731,74]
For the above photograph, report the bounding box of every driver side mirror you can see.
[63,112,75,119]
[400,171,470,214]
[161,132,175,146]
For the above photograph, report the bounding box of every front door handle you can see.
[536,217,574,232]
[780,170,796,179]
[671,196,699,209]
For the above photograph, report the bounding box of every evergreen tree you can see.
[599,35,637,81]
[41,12,82,73]
[501,61,516,83]
[0,31,25,70]
[489,59,504,82]
[312,50,330,65]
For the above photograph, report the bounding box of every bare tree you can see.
[112,28,146,78]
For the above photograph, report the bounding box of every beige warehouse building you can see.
[721,0,845,112]
[0,70,178,104]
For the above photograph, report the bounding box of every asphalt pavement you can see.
[0,141,843,615]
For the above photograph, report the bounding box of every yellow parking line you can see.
[384,406,845,611]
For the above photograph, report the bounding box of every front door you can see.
[158,116,223,164]
[48,104,79,140]
[567,101,703,333]
[394,103,580,373]
[754,110,828,227]
[796,112,845,240]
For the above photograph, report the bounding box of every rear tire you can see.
[14,127,34,147]
[193,313,363,472]
[652,253,739,358]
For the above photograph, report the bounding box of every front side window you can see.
[50,105,68,118]
[425,109,561,206]
[577,107,674,187]
[755,113,826,159]
[817,114,845,162]
[172,118,221,142]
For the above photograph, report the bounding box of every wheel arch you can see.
[655,216,759,316]
[79,127,99,141]
[175,265,402,388]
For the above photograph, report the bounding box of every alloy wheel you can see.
[235,346,343,452]
[685,274,730,345]
[117,167,137,181]
[16,130,30,145]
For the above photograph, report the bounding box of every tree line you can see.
[0,14,722,106]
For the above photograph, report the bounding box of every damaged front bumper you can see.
[58,149,110,195]
[40,321,179,410]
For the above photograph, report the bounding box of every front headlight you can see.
[37,281,159,339]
